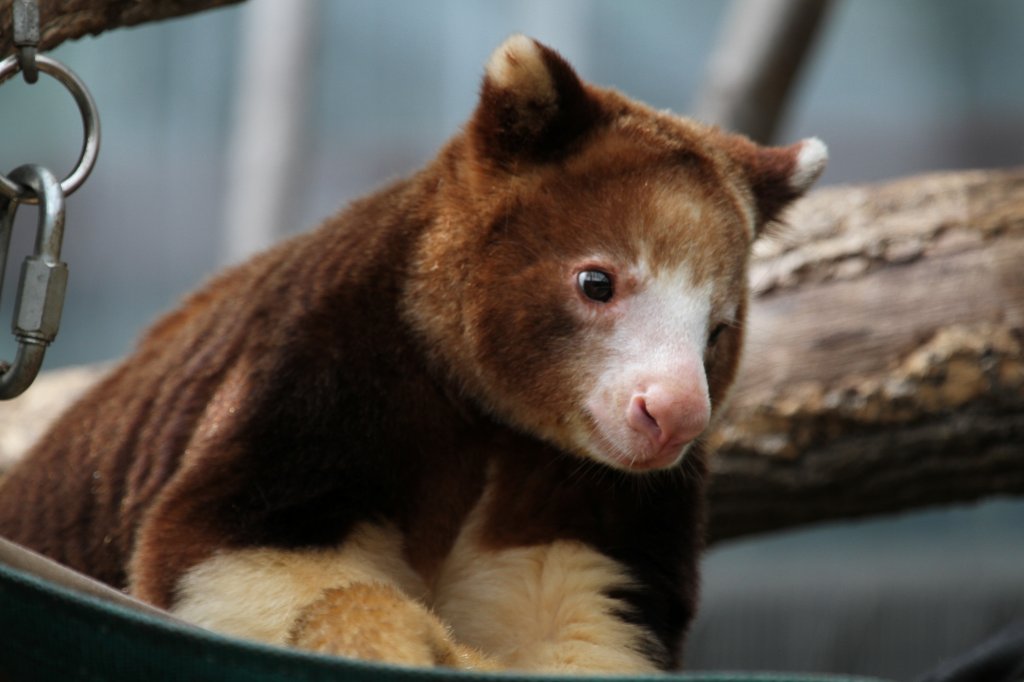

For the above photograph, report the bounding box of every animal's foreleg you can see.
[435,538,663,673]
[167,523,494,669]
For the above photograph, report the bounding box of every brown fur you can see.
[0,36,823,670]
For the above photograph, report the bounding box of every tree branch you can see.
[706,168,1024,543]
[693,0,831,143]
[1,0,246,56]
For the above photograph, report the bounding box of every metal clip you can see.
[0,164,68,399]
[12,0,41,84]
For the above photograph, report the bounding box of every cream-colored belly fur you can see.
[170,523,428,645]
[169,490,657,672]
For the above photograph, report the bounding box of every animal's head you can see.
[408,35,826,473]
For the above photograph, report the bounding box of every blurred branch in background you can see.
[221,0,314,265]
[694,0,831,143]
[0,0,246,55]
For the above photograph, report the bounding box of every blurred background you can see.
[1,1,1022,679]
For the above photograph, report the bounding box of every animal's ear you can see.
[469,35,603,168]
[727,136,828,234]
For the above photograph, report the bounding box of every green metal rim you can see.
[0,560,893,682]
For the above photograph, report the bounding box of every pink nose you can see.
[627,385,710,454]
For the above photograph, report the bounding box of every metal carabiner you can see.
[0,164,68,399]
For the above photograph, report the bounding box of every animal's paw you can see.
[288,582,495,670]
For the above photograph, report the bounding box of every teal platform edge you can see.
[0,559,893,682]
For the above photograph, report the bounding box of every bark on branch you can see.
[706,167,1024,544]
[0,0,245,56]
[2,168,1023,543]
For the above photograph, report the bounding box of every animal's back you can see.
[0,175,426,587]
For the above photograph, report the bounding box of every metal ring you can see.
[0,54,101,203]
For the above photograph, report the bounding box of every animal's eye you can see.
[708,323,729,347]
[577,270,614,303]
